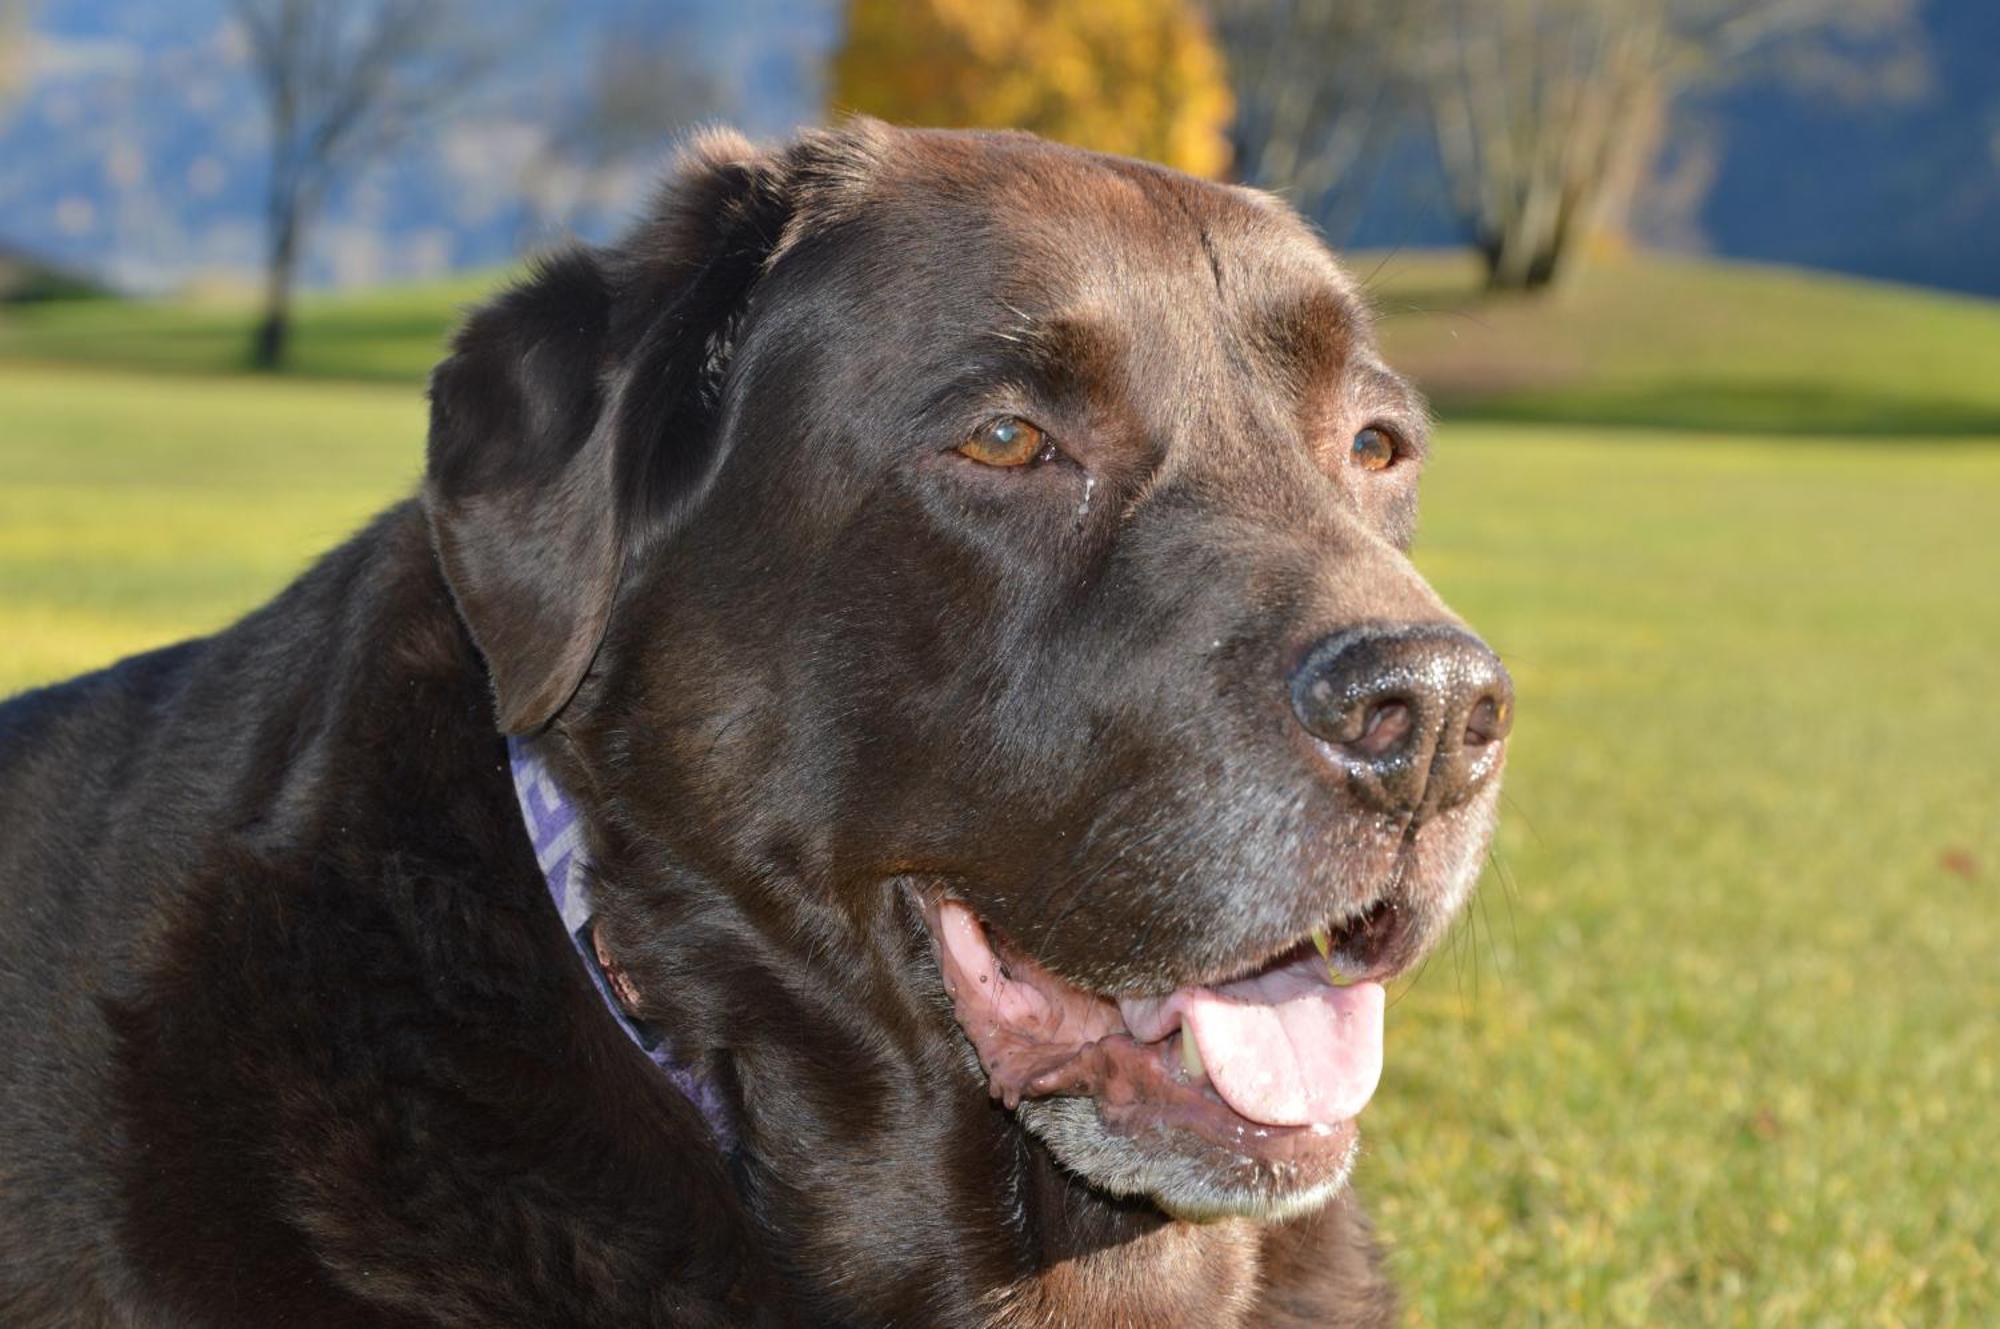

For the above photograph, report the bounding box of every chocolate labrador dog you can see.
[0,121,1511,1327]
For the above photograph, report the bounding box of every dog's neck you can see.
[507,733,1386,1326]
[507,735,737,1149]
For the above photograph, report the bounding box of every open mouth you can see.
[917,892,1393,1167]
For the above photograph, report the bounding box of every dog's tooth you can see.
[1179,1029,1205,1082]
[1311,925,1353,985]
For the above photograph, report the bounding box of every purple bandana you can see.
[507,736,737,1150]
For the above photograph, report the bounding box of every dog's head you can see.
[426,122,1510,1223]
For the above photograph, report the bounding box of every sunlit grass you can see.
[0,362,424,686]
[1362,251,2000,435]
[1379,427,2000,1326]
[2,344,1995,1323]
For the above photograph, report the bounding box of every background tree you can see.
[519,27,729,243]
[832,0,1234,179]
[0,0,32,121]
[1204,0,1420,232]
[1213,0,1924,293]
[234,0,500,369]
[1412,0,1925,291]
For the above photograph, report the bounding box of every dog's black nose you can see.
[1290,625,1513,817]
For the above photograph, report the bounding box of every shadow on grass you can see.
[1435,379,2000,440]
[10,296,2000,438]
[0,301,470,384]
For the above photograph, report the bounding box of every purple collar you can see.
[507,736,737,1150]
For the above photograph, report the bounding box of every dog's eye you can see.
[959,417,1052,468]
[1350,426,1398,472]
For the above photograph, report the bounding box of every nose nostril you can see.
[1463,695,1510,747]
[1352,699,1413,759]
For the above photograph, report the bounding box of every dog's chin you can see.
[1018,1096,1361,1223]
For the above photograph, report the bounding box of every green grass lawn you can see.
[3,263,1996,1324]
[0,362,426,687]
[1378,428,1998,1325]
[10,250,2000,435]
[0,272,501,383]
[1361,251,2000,436]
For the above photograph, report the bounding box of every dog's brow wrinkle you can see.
[1198,224,1225,296]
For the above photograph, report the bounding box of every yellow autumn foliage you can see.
[830,0,1234,179]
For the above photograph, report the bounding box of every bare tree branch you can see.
[232,0,504,368]
[518,26,730,241]
[1211,0,1922,290]
[0,0,34,122]
[1204,0,1417,227]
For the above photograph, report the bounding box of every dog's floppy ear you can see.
[424,128,832,734]
[424,248,622,735]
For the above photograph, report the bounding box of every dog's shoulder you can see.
[0,637,205,846]
[0,506,789,1326]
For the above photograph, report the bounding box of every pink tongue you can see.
[1123,970,1385,1128]
[928,898,1385,1129]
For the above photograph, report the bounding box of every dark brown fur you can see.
[0,122,1504,1326]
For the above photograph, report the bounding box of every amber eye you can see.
[1351,426,1397,472]
[958,416,1051,468]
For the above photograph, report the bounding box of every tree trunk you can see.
[1587,75,1668,254]
[1480,155,1585,294]
[251,194,300,371]
[1482,225,1570,293]
[1481,200,1562,293]
[1481,228,1570,293]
